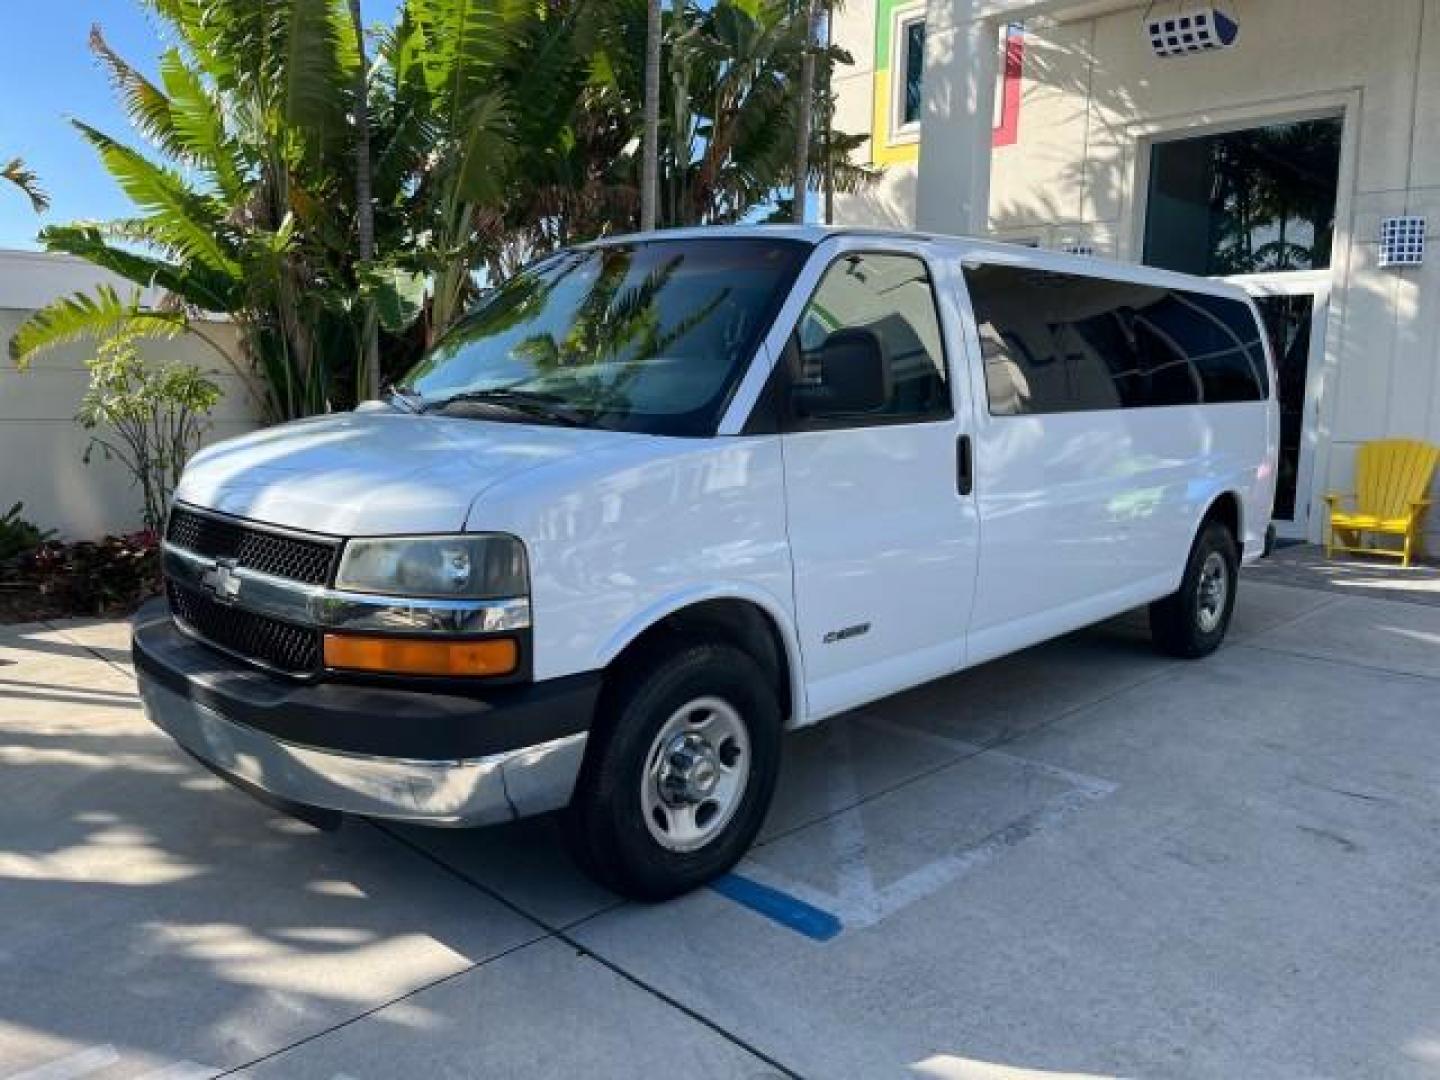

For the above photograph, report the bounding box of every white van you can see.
[135,227,1278,899]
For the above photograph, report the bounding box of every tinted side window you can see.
[1182,291,1271,401]
[964,265,1268,415]
[788,253,951,425]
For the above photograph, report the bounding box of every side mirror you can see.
[791,329,888,418]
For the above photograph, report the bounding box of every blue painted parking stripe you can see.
[710,872,843,941]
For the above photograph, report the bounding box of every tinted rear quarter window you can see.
[963,264,1269,415]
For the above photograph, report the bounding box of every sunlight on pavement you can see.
[912,1055,1121,1080]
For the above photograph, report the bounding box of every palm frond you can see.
[90,25,187,162]
[409,0,516,132]
[158,48,247,197]
[278,0,354,157]
[71,120,239,276]
[451,91,514,204]
[0,157,48,212]
[9,285,187,369]
[40,223,241,312]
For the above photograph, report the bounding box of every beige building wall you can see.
[0,251,261,539]
[833,0,1440,548]
[831,0,922,228]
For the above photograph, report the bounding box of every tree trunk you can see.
[349,0,380,398]
[640,0,663,231]
[822,0,834,225]
[792,0,821,224]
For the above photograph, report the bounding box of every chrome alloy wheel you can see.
[641,696,751,853]
[1196,550,1229,634]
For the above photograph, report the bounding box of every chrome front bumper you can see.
[138,672,588,827]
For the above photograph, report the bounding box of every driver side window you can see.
[785,252,951,428]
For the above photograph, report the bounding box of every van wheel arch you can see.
[599,599,797,727]
[1202,491,1243,555]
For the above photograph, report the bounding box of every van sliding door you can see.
[957,263,1271,663]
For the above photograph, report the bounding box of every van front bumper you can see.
[132,600,599,827]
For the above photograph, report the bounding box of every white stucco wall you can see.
[833,0,1440,549]
[0,251,262,539]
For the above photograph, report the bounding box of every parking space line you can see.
[859,716,1117,797]
[709,873,843,941]
[134,1062,221,1079]
[736,717,1118,934]
[756,661,1149,857]
[8,1046,120,1080]
[1237,639,1440,684]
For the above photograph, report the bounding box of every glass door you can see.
[1140,116,1345,540]
[1234,274,1330,538]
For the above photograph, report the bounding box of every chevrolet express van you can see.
[134,227,1278,899]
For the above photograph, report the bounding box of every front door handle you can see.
[957,434,974,496]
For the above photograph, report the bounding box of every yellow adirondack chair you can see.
[1324,438,1440,567]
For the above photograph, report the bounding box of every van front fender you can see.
[596,583,810,727]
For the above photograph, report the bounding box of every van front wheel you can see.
[1149,520,1239,659]
[564,642,782,901]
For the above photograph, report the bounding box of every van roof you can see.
[584,225,1256,303]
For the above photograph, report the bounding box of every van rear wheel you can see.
[1149,520,1238,659]
[564,641,781,901]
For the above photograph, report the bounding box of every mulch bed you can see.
[0,582,160,624]
[0,584,78,624]
[0,533,161,625]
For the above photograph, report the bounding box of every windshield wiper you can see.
[384,383,425,414]
[424,388,588,427]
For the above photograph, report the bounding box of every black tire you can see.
[1149,519,1239,659]
[564,640,782,901]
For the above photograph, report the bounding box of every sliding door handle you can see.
[957,434,974,496]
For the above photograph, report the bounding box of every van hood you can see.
[175,410,646,536]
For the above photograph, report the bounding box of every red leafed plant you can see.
[15,531,161,617]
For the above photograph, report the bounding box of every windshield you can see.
[405,238,811,436]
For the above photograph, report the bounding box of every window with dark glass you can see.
[1144,118,1343,276]
[963,264,1269,416]
[786,253,950,425]
[902,20,926,126]
[405,239,809,436]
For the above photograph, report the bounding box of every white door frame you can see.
[1228,270,1332,540]
[1123,94,1359,543]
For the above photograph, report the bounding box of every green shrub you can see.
[0,502,55,566]
[78,330,221,533]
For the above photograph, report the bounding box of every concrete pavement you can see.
[3,573,1440,1078]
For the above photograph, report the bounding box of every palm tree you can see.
[348,0,381,399]
[790,0,822,223]
[2,158,48,212]
[10,4,365,418]
[12,0,874,419]
[660,0,871,226]
[11,0,539,417]
[640,0,662,231]
[821,0,835,224]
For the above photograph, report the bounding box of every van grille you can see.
[168,581,322,674]
[167,508,337,586]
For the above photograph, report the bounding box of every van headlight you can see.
[336,534,528,599]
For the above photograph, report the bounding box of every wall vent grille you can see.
[1146,7,1240,58]
[1379,216,1426,268]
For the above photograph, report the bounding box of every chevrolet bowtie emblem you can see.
[201,559,242,603]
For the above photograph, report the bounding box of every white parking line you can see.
[4,1048,225,1080]
[737,717,1117,932]
[135,1062,221,1079]
[8,1046,119,1080]
[859,715,1118,797]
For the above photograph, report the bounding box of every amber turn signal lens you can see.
[323,634,518,677]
